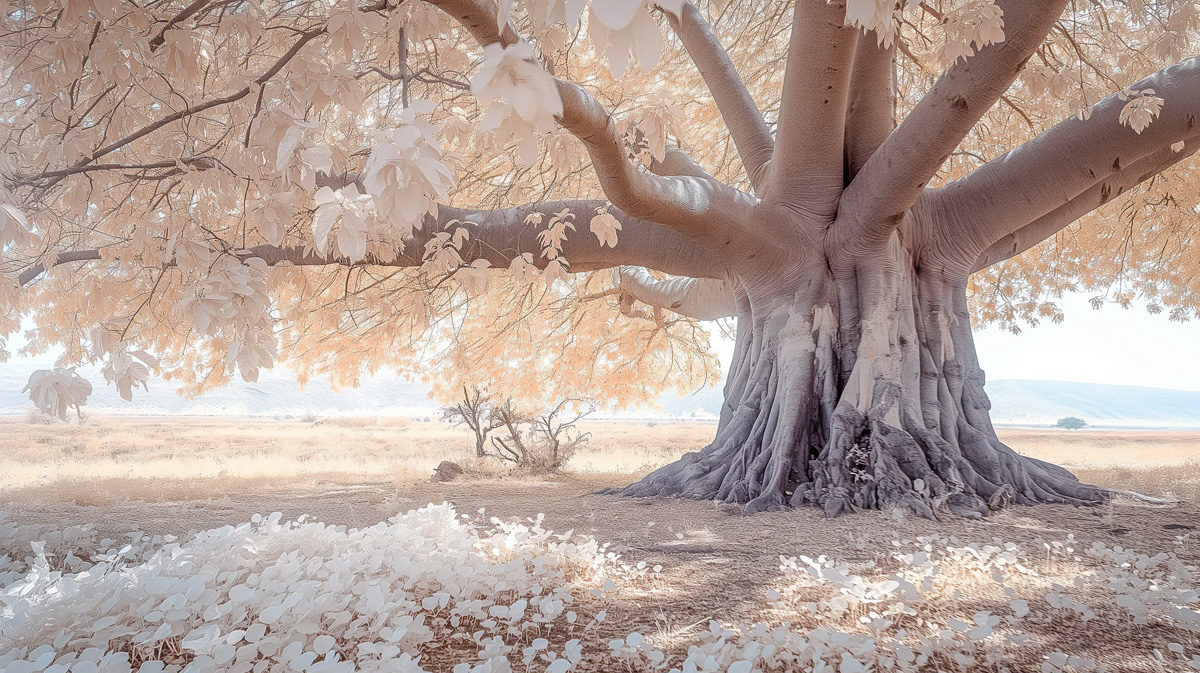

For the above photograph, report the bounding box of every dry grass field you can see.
[2,416,1200,671]
[3,416,1198,503]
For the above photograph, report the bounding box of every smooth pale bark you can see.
[17,201,727,288]
[768,0,858,217]
[611,267,737,321]
[667,3,774,191]
[973,137,1200,271]
[618,236,1105,515]
[941,56,1200,264]
[837,0,1071,252]
[844,38,896,180]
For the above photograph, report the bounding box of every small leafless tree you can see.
[490,399,534,465]
[530,399,594,469]
[484,398,594,471]
[441,386,503,459]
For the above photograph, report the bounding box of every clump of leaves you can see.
[0,504,645,673]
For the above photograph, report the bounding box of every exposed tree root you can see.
[612,250,1109,518]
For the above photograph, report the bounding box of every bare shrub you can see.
[441,386,504,459]
[441,389,594,472]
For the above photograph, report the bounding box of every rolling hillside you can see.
[1,361,1198,427]
[984,379,1200,427]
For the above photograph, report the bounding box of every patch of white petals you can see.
[458,259,492,296]
[472,42,563,165]
[1118,88,1166,134]
[3,512,1198,671]
[249,192,296,248]
[589,207,621,249]
[90,322,159,402]
[0,505,635,673]
[174,254,276,382]
[498,0,681,75]
[363,105,456,243]
[691,533,1200,673]
[327,0,379,58]
[509,252,540,284]
[313,185,374,262]
[422,227,471,276]
[0,200,29,248]
[626,92,683,165]
[587,0,683,77]
[844,0,918,45]
[527,209,574,286]
[395,1,455,43]
[938,0,1005,67]
[275,123,333,194]
[101,353,158,403]
[21,367,92,420]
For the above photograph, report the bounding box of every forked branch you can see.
[424,0,750,241]
[767,0,859,217]
[838,0,1070,248]
[666,2,774,191]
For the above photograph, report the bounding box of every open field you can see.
[3,416,1199,503]
[2,417,1200,671]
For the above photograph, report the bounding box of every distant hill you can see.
[2,360,1198,427]
[658,379,1200,428]
[0,362,437,419]
[985,379,1200,428]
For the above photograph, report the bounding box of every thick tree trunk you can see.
[620,233,1107,517]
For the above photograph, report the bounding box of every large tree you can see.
[2,0,1198,515]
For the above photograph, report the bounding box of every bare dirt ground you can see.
[3,417,1200,671]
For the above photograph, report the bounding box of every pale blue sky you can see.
[704,290,1200,393]
[973,291,1200,391]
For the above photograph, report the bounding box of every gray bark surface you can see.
[615,233,1106,516]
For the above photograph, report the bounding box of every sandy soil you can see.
[4,474,1200,669]
[2,418,1200,670]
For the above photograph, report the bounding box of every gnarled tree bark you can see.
[620,227,1106,516]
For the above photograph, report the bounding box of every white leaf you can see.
[313,203,340,253]
[591,0,642,30]
[23,367,92,420]
[276,126,304,172]
[590,211,621,248]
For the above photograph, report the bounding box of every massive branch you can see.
[936,56,1200,266]
[666,2,773,191]
[16,201,727,288]
[844,38,896,180]
[838,0,1070,248]
[425,0,751,244]
[768,0,858,217]
[611,266,737,321]
[972,136,1200,272]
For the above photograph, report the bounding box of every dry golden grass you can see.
[1,416,1197,505]
[995,427,1200,501]
[0,416,718,505]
